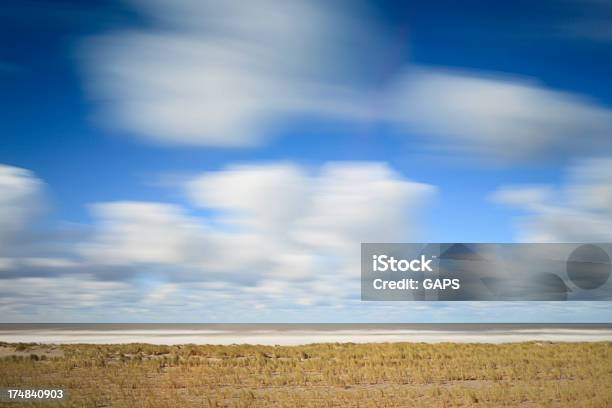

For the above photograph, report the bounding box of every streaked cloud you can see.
[0,164,45,239]
[387,68,612,162]
[0,165,85,278]
[1,162,609,322]
[81,0,384,146]
[0,161,436,319]
[187,163,434,254]
[84,202,210,266]
[492,158,612,242]
[0,275,134,321]
[80,1,612,165]
[87,162,435,282]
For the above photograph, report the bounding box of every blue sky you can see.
[1,0,612,322]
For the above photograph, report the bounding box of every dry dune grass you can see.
[0,341,610,407]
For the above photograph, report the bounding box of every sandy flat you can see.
[1,328,612,345]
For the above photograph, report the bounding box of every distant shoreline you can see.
[2,323,612,329]
[1,323,611,345]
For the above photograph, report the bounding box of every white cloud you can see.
[0,166,92,277]
[0,160,608,321]
[492,158,612,242]
[82,0,382,146]
[0,275,134,320]
[387,68,612,162]
[187,162,434,250]
[565,158,612,210]
[83,202,209,265]
[0,164,45,239]
[80,1,612,164]
[294,163,434,254]
[0,160,430,321]
[82,200,280,280]
[491,185,554,209]
[188,163,434,260]
[187,164,307,234]
[143,283,179,304]
[2,161,431,312]
[84,162,435,307]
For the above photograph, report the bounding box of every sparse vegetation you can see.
[0,341,610,407]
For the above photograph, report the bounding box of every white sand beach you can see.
[1,326,611,345]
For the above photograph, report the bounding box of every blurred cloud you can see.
[80,0,612,164]
[82,0,384,146]
[87,162,435,283]
[187,163,433,254]
[187,164,308,234]
[0,274,135,321]
[492,158,612,242]
[0,161,435,319]
[387,69,612,162]
[84,202,209,266]
[2,161,611,321]
[0,164,45,238]
[491,185,554,209]
[0,165,84,278]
